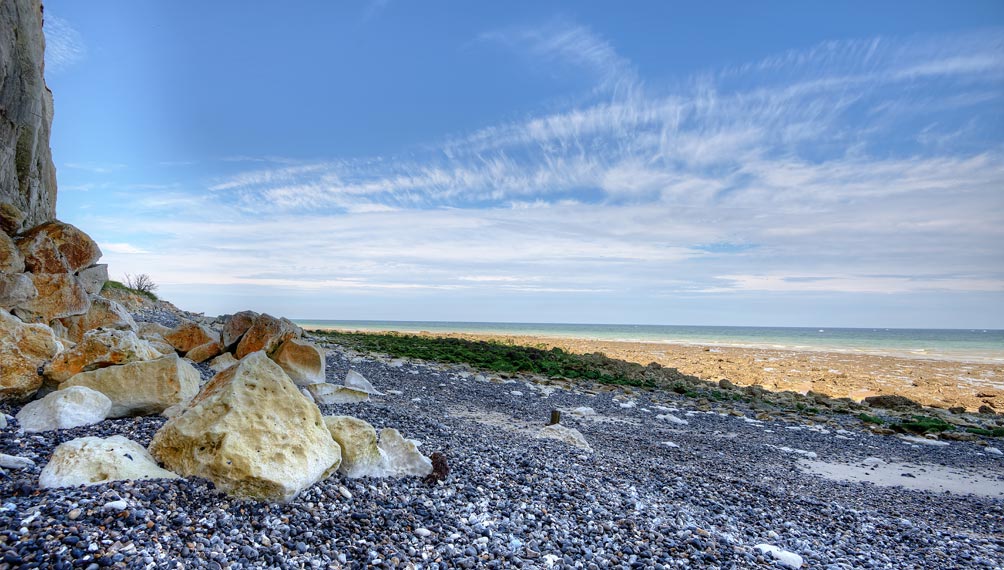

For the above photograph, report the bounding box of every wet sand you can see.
[320,328,1004,412]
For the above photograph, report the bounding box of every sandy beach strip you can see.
[309,327,1004,412]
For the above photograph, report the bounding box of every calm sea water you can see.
[294,320,1004,363]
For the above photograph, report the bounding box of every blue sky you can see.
[43,1,1004,327]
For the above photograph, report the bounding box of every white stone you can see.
[414,528,432,538]
[306,383,370,404]
[38,436,179,488]
[60,354,201,418]
[377,428,433,477]
[344,369,383,395]
[15,386,111,432]
[536,424,593,452]
[569,406,596,416]
[656,414,689,425]
[0,454,35,469]
[986,447,1003,456]
[754,544,803,569]
[103,500,128,511]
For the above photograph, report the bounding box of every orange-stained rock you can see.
[221,310,257,350]
[185,340,223,363]
[44,328,162,384]
[163,320,218,354]
[270,338,325,386]
[57,296,136,343]
[235,313,302,359]
[15,220,102,273]
[12,273,90,323]
[0,308,62,401]
[0,203,25,236]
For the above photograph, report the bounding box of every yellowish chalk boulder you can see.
[148,351,342,502]
[163,320,218,354]
[12,273,90,323]
[235,313,302,358]
[58,296,137,343]
[60,353,201,418]
[323,416,384,478]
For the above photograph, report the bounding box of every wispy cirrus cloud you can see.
[68,25,1004,321]
[44,15,86,71]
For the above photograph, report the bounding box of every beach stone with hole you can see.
[149,351,342,501]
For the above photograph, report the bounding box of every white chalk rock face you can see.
[39,435,179,489]
[323,416,384,478]
[344,369,384,395]
[148,351,342,502]
[271,338,326,386]
[44,328,161,383]
[60,353,201,418]
[305,383,370,404]
[378,428,433,477]
[536,424,593,452]
[15,386,112,432]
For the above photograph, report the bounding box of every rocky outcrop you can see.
[0,231,23,272]
[15,385,112,432]
[60,353,201,417]
[1,0,58,230]
[0,271,36,309]
[39,436,179,489]
[15,220,101,273]
[12,272,90,323]
[221,310,256,350]
[0,307,60,401]
[43,328,162,383]
[235,313,302,358]
[163,319,217,354]
[58,296,137,342]
[149,351,342,501]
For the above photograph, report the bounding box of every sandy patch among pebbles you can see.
[797,458,1004,499]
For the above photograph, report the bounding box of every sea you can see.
[293,320,1004,364]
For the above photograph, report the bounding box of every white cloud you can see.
[44,15,85,71]
[101,242,148,254]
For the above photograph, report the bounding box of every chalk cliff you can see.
[1,0,57,231]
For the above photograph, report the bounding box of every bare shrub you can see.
[124,273,159,294]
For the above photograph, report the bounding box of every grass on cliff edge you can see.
[311,330,700,389]
[101,279,158,302]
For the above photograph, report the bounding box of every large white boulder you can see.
[60,353,201,418]
[15,386,112,432]
[38,435,179,488]
[270,338,326,385]
[44,328,161,384]
[148,351,341,502]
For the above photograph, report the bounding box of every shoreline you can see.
[308,326,1004,412]
[297,323,1003,364]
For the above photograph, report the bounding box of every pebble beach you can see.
[2,315,1003,569]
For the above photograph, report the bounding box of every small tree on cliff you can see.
[124,273,158,295]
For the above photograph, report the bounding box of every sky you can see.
[41,1,1004,328]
